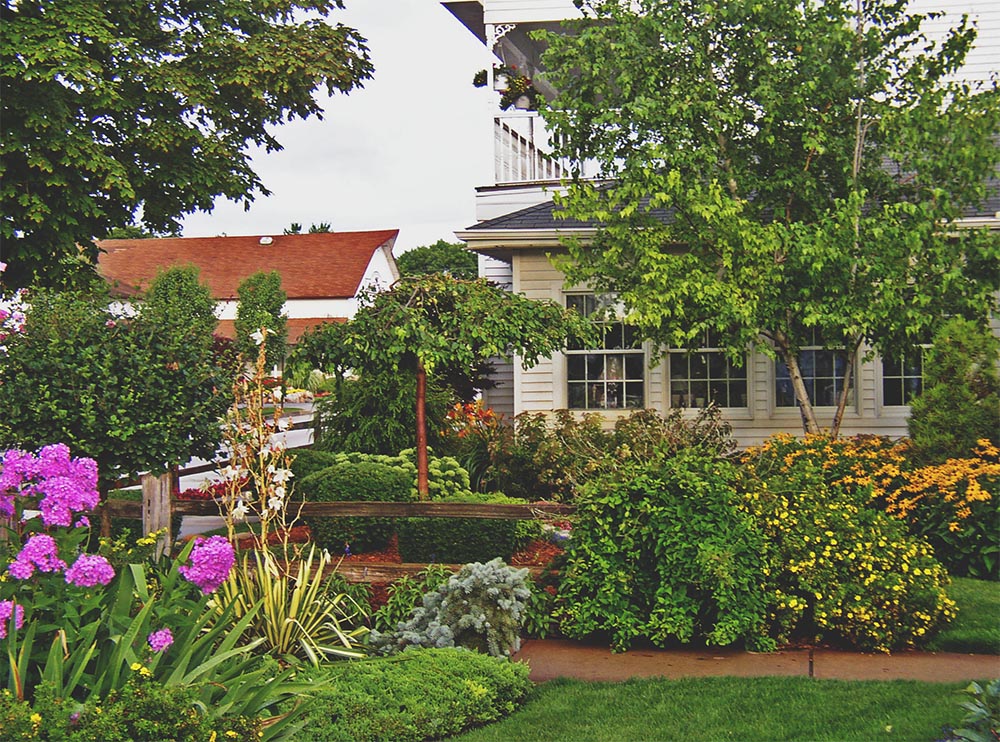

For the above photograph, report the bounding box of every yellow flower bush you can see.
[740,440,956,652]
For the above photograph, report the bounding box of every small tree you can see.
[321,274,594,497]
[234,271,288,371]
[397,240,479,280]
[907,318,1000,463]
[0,267,230,505]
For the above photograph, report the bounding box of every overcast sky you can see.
[179,1,495,253]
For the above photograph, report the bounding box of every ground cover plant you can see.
[450,676,987,742]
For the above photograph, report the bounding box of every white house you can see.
[444,0,1000,447]
[97,230,400,343]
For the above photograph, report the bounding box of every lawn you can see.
[927,576,1000,654]
[450,676,977,742]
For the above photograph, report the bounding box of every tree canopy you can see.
[302,274,594,495]
[0,0,372,289]
[235,271,288,369]
[538,0,1000,434]
[396,240,480,280]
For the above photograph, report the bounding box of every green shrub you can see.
[288,448,341,484]
[298,461,413,553]
[908,317,1000,464]
[296,647,532,742]
[370,565,453,634]
[485,407,735,501]
[738,450,956,652]
[396,492,534,564]
[369,558,532,657]
[554,448,769,652]
[941,680,1000,742]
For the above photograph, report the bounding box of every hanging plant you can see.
[472,64,538,110]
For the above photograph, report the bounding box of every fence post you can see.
[142,472,172,558]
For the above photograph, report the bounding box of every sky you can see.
[179,1,495,253]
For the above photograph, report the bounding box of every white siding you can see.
[483,0,581,24]
[479,255,516,418]
[911,0,999,88]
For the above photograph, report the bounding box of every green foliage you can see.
[554,449,770,651]
[288,449,342,483]
[0,679,261,741]
[0,273,229,490]
[539,0,1000,434]
[396,240,479,280]
[370,565,453,634]
[295,648,533,742]
[487,406,735,501]
[298,460,415,554]
[739,446,956,652]
[311,370,454,455]
[1,1,372,289]
[369,559,532,658]
[943,680,1000,742]
[926,578,1000,655]
[235,271,288,368]
[908,318,1000,464]
[396,493,533,564]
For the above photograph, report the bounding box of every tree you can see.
[396,240,480,280]
[313,274,593,497]
[539,0,1000,435]
[907,318,1000,463]
[283,222,333,235]
[0,1,373,289]
[0,267,232,503]
[234,271,288,371]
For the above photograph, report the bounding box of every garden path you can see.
[513,639,1000,683]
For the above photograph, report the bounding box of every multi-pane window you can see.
[668,332,748,408]
[775,331,854,407]
[566,294,645,410]
[882,347,925,406]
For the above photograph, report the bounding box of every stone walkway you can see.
[513,639,1000,683]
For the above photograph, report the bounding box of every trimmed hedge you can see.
[397,493,534,564]
[298,461,414,554]
[297,647,533,742]
[288,448,341,484]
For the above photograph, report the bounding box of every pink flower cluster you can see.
[0,444,99,526]
[64,553,116,587]
[0,600,24,640]
[147,627,174,653]
[178,536,235,595]
[7,533,66,578]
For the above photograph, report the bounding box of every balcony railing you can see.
[494,110,601,185]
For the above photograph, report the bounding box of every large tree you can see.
[310,274,593,497]
[396,239,480,280]
[0,0,372,289]
[539,0,1000,435]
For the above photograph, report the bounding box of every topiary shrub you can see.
[369,558,532,658]
[553,448,769,652]
[396,492,533,564]
[296,647,532,742]
[298,461,414,554]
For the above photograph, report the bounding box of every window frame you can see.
[667,331,750,411]
[880,344,929,408]
[564,293,646,411]
[773,331,857,410]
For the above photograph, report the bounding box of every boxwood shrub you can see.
[288,448,342,484]
[397,493,534,564]
[297,647,533,742]
[298,461,414,554]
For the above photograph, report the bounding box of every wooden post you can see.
[416,359,429,499]
[142,472,173,558]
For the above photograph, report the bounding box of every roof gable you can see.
[97,230,399,299]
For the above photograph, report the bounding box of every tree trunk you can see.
[415,359,429,500]
[830,340,862,438]
[779,346,821,434]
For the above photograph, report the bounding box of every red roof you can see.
[97,230,399,300]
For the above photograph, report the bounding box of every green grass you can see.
[450,676,975,742]
[928,576,1000,654]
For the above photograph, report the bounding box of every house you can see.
[444,0,1000,447]
[97,230,400,344]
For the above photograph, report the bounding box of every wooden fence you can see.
[107,467,576,582]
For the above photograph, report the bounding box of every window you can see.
[668,331,748,408]
[882,347,925,406]
[775,331,854,407]
[566,294,645,410]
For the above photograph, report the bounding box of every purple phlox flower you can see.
[0,449,34,516]
[65,553,115,587]
[74,515,90,529]
[147,627,174,653]
[0,600,24,639]
[36,473,100,527]
[0,445,99,524]
[178,536,235,595]
[8,533,66,579]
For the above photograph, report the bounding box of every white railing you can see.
[494,111,602,185]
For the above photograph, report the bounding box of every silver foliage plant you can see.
[369,558,532,658]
